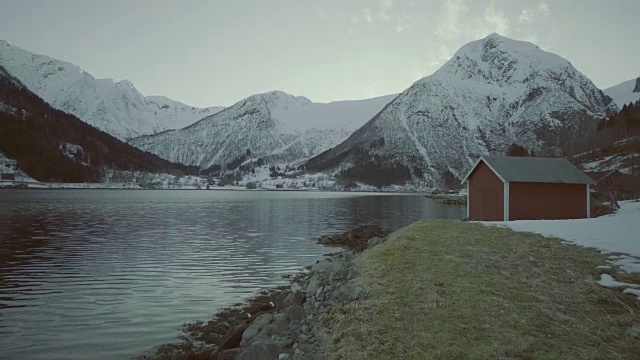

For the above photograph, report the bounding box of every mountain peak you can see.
[427,33,572,89]
[117,79,133,86]
[603,77,640,107]
[483,32,507,41]
[0,40,226,139]
[474,34,545,58]
[307,35,614,186]
[260,90,312,105]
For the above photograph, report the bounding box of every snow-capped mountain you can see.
[306,33,617,187]
[129,91,397,169]
[0,40,224,140]
[604,77,640,108]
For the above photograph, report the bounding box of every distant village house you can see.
[1,157,17,181]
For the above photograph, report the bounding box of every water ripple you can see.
[0,190,464,359]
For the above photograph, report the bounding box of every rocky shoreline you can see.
[423,193,467,205]
[142,224,389,360]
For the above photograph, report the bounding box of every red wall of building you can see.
[468,161,504,221]
[509,182,587,220]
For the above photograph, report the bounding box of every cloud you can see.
[380,0,394,8]
[433,0,471,39]
[395,13,411,33]
[482,4,510,35]
[379,12,392,22]
[315,8,326,19]
[347,1,412,32]
[518,2,550,23]
[539,3,550,15]
[396,23,410,33]
[429,0,514,70]
[364,8,373,24]
[435,0,516,40]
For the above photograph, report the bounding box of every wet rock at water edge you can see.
[240,313,273,346]
[367,236,386,248]
[317,224,389,252]
[212,322,249,358]
[214,348,238,360]
[291,291,305,306]
[237,342,282,360]
[286,305,305,322]
[275,290,292,308]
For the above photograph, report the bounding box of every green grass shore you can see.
[323,221,640,359]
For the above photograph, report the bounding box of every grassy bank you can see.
[325,221,640,359]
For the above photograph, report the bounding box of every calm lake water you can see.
[0,190,464,360]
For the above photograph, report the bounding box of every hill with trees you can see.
[0,66,198,183]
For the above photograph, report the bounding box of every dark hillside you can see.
[0,67,198,182]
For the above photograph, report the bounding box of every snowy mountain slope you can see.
[0,40,224,140]
[604,77,640,108]
[306,33,617,187]
[129,91,397,168]
[0,67,198,183]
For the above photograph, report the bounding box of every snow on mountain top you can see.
[433,33,572,86]
[230,90,397,132]
[392,32,615,131]
[604,77,640,108]
[0,39,225,139]
[306,33,616,186]
[260,90,313,106]
[131,86,398,168]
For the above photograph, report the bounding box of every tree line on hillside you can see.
[506,101,640,159]
[594,101,640,149]
[0,68,198,182]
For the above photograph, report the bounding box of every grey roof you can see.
[465,155,594,184]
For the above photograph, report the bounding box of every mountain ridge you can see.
[129,90,398,169]
[604,77,640,108]
[0,65,198,182]
[0,40,225,140]
[306,33,617,187]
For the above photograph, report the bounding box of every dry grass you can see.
[324,221,640,359]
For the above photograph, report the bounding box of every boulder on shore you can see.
[316,224,389,252]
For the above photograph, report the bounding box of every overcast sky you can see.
[0,0,637,107]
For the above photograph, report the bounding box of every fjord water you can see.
[0,190,464,359]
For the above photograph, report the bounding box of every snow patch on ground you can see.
[484,201,640,300]
[623,288,640,300]
[597,274,638,288]
[485,201,640,268]
[0,152,38,183]
[582,153,638,173]
[596,274,640,300]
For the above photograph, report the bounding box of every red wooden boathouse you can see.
[462,156,594,221]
